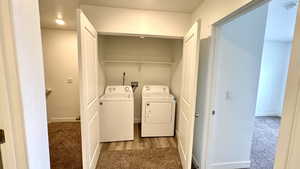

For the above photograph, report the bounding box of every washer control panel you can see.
[105,85,133,94]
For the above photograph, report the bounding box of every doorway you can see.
[198,0,299,169]
[251,0,298,168]
[2,0,300,168]
[40,28,82,169]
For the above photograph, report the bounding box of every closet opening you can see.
[96,34,184,169]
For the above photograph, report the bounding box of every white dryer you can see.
[141,85,176,137]
[99,85,134,142]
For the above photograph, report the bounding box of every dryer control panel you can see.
[142,85,170,97]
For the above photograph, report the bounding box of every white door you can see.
[78,10,100,169]
[177,21,201,169]
[0,1,21,167]
[208,4,268,169]
[0,40,18,169]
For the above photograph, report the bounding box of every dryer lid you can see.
[142,85,171,97]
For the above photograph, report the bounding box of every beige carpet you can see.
[48,122,82,169]
[97,148,182,169]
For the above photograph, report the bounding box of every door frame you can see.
[0,0,31,168]
[200,0,300,169]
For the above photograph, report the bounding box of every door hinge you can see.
[0,129,5,144]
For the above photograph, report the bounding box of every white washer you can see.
[99,85,134,142]
[142,85,176,137]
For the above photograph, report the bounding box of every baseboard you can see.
[210,161,250,169]
[255,112,282,117]
[48,117,79,123]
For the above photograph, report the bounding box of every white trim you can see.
[48,117,80,123]
[0,0,29,168]
[98,31,184,40]
[104,60,173,65]
[210,161,251,169]
[275,6,300,169]
[213,0,270,26]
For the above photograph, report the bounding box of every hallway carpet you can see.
[48,122,82,169]
[250,116,281,169]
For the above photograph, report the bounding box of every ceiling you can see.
[81,0,202,12]
[39,0,79,30]
[39,0,203,30]
[264,0,299,41]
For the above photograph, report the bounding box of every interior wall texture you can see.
[41,29,80,122]
[192,0,253,38]
[81,5,191,38]
[100,35,182,123]
[170,40,184,130]
[209,4,268,167]
[256,40,291,116]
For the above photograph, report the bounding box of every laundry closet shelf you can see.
[103,60,173,65]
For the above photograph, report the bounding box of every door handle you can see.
[212,110,216,116]
[195,112,200,118]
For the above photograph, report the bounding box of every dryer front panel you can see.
[145,101,173,124]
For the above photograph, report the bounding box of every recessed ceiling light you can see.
[55,18,65,25]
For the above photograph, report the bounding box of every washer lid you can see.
[142,85,171,97]
[103,85,133,99]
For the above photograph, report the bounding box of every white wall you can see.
[97,37,107,95]
[192,0,254,38]
[81,5,191,38]
[209,4,268,168]
[10,0,50,168]
[256,41,291,116]
[101,35,182,122]
[170,40,183,130]
[264,0,298,41]
[190,0,264,167]
[41,29,80,122]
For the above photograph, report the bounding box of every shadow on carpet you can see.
[97,148,182,169]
